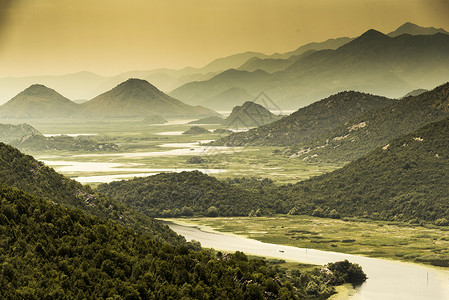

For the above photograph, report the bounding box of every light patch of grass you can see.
[179,215,449,267]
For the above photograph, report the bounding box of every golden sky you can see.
[1,0,448,77]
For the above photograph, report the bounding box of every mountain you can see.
[0,122,117,152]
[0,123,43,143]
[81,78,217,118]
[213,91,395,146]
[182,126,210,134]
[0,84,79,118]
[170,69,271,107]
[290,82,449,162]
[0,71,115,105]
[237,50,317,74]
[200,87,254,111]
[388,22,449,37]
[286,116,449,226]
[198,51,269,73]
[223,101,281,128]
[172,29,449,109]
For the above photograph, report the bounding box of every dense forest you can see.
[96,171,286,218]
[0,184,365,299]
[0,142,181,243]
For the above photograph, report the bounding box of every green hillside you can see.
[290,82,449,162]
[285,116,449,223]
[0,143,178,241]
[213,91,394,146]
[96,171,283,217]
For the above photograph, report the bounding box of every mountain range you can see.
[0,79,217,119]
[171,28,449,109]
[2,22,446,111]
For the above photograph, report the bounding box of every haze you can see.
[1,0,449,77]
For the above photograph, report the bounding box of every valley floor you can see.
[15,118,342,185]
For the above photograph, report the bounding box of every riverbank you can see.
[164,218,449,299]
[165,215,449,268]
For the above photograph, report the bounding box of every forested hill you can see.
[285,116,449,223]
[0,184,366,298]
[212,91,395,146]
[290,82,449,162]
[0,142,179,241]
[96,171,286,217]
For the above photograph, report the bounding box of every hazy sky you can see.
[1,0,448,77]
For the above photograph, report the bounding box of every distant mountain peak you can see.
[0,84,77,118]
[223,101,280,127]
[359,29,389,40]
[21,84,60,96]
[109,78,163,99]
[115,78,158,90]
[335,29,389,51]
[16,84,72,102]
[82,78,217,117]
[388,22,449,37]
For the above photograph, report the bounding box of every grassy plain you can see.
[178,215,449,267]
[21,119,342,184]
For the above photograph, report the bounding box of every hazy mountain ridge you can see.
[237,50,317,73]
[0,79,218,119]
[172,28,449,109]
[290,82,449,162]
[388,22,449,37]
[200,87,254,111]
[170,69,272,107]
[212,91,395,146]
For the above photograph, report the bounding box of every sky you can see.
[0,0,448,77]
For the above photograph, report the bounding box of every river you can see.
[166,221,449,300]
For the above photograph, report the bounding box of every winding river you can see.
[166,221,449,300]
